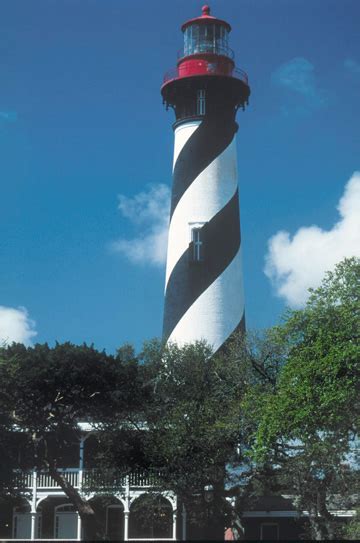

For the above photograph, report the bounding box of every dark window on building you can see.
[191,227,204,261]
[106,505,124,540]
[261,523,279,540]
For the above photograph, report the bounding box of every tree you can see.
[250,258,360,539]
[1,337,271,540]
[343,509,360,540]
[0,349,19,497]
[136,334,284,540]
[0,341,143,540]
[140,340,240,539]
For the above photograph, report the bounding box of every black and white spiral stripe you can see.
[163,114,245,352]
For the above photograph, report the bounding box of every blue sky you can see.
[1,0,360,352]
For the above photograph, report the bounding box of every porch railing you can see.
[15,468,164,491]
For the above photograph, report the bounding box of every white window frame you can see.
[13,507,42,539]
[189,222,205,262]
[54,503,77,539]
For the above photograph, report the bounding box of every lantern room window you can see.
[183,23,230,57]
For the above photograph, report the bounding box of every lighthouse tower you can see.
[162,5,250,352]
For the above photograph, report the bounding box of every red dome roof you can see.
[181,5,231,33]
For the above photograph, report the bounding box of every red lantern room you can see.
[161,5,250,123]
[179,4,233,78]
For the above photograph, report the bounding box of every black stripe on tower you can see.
[171,113,238,218]
[163,189,241,341]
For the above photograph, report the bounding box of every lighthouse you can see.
[162,5,250,352]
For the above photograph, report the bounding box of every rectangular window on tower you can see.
[197,90,206,115]
[191,227,204,262]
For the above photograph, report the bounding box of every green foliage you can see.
[263,258,358,443]
[343,509,360,539]
[0,341,145,539]
[1,342,142,432]
[140,340,242,497]
[130,493,173,537]
[0,342,141,469]
[249,258,360,539]
[136,333,285,532]
[254,258,359,455]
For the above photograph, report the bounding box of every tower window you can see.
[191,227,204,261]
[197,89,206,115]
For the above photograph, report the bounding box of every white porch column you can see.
[124,511,129,541]
[76,435,86,541]
[125,475,130,500]
[30,469,37,540]
[124,475,130,541]
[78,435,85,489]
[172,511,177,540]
[77,513,82,541]
[181,504,187,541]
[76,434,88,541]
[30,512,36,540]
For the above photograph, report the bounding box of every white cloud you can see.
[111,184,170,267]
[344,58,360,75]
[0,306,37,345]
[265,172,360,307]
[272,57,315,96]
[271,57,328,112]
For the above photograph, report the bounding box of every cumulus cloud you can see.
[344,58,360,75]
[271,57,329,113]
[265,172,360,307]
[111,184,170,267]
[0,306,37,345]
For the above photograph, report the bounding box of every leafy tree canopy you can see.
[0,341,144,539]
[248,258,360,539]
[132,333,285,539]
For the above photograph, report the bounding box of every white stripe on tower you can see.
[165,121,239,288]
[163,114,245,351]
[168,247,245,353]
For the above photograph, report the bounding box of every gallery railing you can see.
[14,467,165,491]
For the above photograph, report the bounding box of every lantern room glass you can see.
[183,23,230,58]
